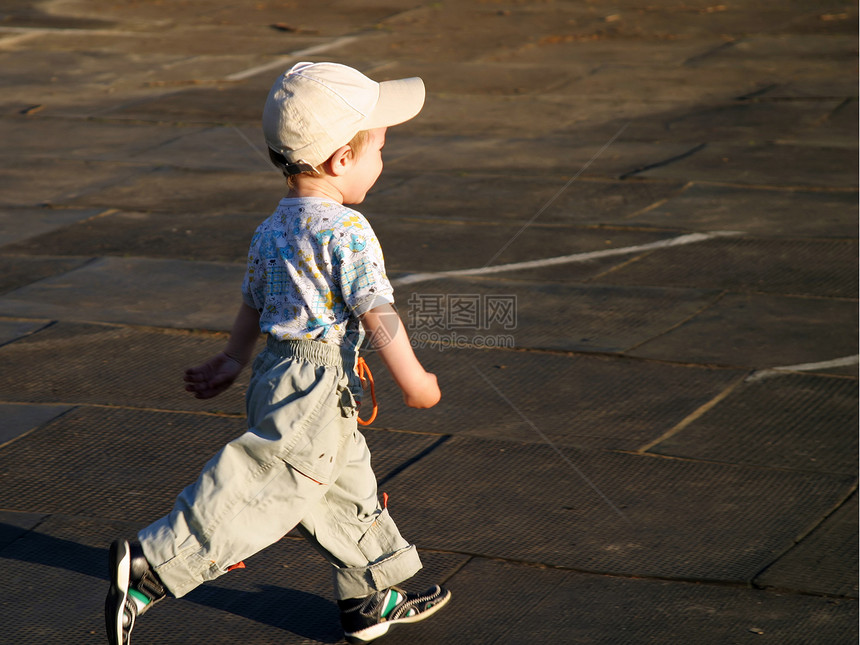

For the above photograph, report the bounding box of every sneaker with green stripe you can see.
[338,585,451,644]
[105,539,167,645]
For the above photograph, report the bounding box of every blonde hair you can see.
[285,130,370,189]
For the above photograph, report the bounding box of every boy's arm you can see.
[184,302,261,399]
[361,303,440,408]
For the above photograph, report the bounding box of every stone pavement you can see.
[0,1,857,643]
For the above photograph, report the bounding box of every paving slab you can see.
[0,402,73,447]
[0,318,51,345]
[755,492,858,599]
[47,0,414,37]
[0,321,253,413]
[415,557,858,645]
[628,292,859,369]
[556,64,766,106]
[0,116,211,165]
[371,59,583,96]
[485,33,730,68]
[373,216,674,277]
[64,165,285,213]
[650,374,858,474]
[623,183,859,238]
[3,210,261,263]
[594,236,858,298]
[0,254,92,296]
[0,0,856,642]
[362,347,743,452]
[104,84,270,123]
[0,206,104,246]
[126,124,275,172]
[370,173,685,225]
[688,34,858,73]
[392,276,722,353]
[0,157,152,208]
[0,405,440,525]
[385,435,855,580]
[0,512,465,645]
[636,141,858,187]
[383,133,706,179]
[0,257,244,330]
[784,97,859,148]
[412,92,676,138]
[0,509,46,550]
[655,99,847,144]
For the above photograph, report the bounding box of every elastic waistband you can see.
[266,336,357,368]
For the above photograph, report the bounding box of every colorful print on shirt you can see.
[242,197,394,345]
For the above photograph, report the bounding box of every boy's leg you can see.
[106,351,353,644]
[297,429,451,643]
[297,428,419,598]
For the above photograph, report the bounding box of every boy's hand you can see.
[403,371,441,409]
[184,352,244,399]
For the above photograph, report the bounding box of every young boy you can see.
[105,61,450,645]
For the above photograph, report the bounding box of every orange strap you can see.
[356,357,378,426]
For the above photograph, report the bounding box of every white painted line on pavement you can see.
[225,36,361,81]
[392,230,742,286]
[746,355,859,382]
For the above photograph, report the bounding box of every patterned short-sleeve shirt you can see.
[242,197,394,345]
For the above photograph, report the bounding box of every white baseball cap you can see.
[263,61,425,174]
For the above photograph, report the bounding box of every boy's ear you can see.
[326,143,355,177]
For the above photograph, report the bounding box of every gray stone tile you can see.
[361,347,743,451]
[557,64,767,105]
[0,322,254,414]
[784,97,859,148]
[755,493,858,598]
[651,374,858,474]
[383,134,703,179]
[386,435,855,580]
[0,117,209,165]
[392,277,722,353]
[0,403,73,447]
[0,157,152,208]
[372,216,674,277]
[65,166,285,214]
[636,141,857,188]
[371,60,581,96]
[0,255,93,296]
[2,210,263,263]
[594,236,858,298]
[0,406,441,525]
[105,85,268,123]
[0,509,46,550]
[0,256,244,330]
[0,207,104,247]
[127,125,274,172]
[657,99,845,143]
[369,173,685,225]
[0,512,464,644]
[628,292,859,370]
[417,557,858,644]
[0,319,51,345]
[624,183,859,238]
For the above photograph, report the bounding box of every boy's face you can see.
[342,127,386,205]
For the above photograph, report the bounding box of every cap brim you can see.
[364,76,425,130]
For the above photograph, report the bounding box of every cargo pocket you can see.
[338,381,360,419]
[357,508,406,564]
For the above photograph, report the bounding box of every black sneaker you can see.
[339,585,451,644]
[105,539,167,645]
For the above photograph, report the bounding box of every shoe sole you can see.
[345,589,452,644]
[105,540,132,645]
